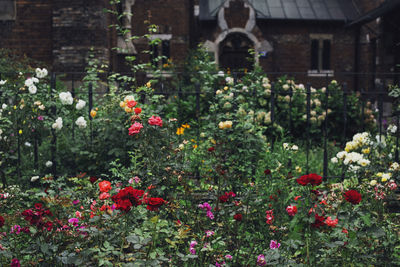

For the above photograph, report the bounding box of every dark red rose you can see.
[344,190,362,205]
[111,186,144,212]
[297,174,322,186]
[264,169,271,175]
[308,173,322,186]
[34,203,43,210]
[311,213,325,228]
[89,176,98,184]
[146,197,165,211]
[296,175,309,186]
[44,221,53,231]
[207,147,215,152]
[233,213,242,221]
[11,258,20,267]
[219,195,229,203]
[0,215,4,227]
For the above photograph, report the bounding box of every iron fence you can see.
[0,71,399,184]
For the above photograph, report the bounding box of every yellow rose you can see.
[119,101,125,108]
[124,107,132,113]
[90,110,97,118]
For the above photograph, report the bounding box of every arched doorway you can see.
[219,32,254,71]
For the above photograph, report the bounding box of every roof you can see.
[199,0,359,21]
[348,0,400,26]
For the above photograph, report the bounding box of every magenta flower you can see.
[257,254,266,266]
[37,116,44,121]
[72,199,80,205]
[225,254,233,260]
[206,210,214,220]
[205,230,215,237]
[68,218,79,226]
[269,240,281,249]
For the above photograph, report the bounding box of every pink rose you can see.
[128,122,143,135]
[148,115,163,127]
[99,192,110,200]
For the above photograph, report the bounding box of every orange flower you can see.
[99,180,112,193]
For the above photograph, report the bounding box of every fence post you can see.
[306,83,311,174]
[289,86,293,134]
[323,84,329,180]
[378,82,383,142]
[361,89,365,132]
[396,113,399,163]
[195,83,200,179]
[88,82,93,146]
[270,82,275,151]
[342,83,348,144]
[50,73,57,178]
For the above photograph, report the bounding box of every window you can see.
[149,34,172,68]
[308,34,333,77]
[0,0,16,21]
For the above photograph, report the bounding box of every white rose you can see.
[59,92,74,105]
[35,68,48,78]
[1,104,7,109]
[76,99,86,110]
[28,85,37,94]
[31,176,40,182]
[291,145,298,151]
[52,117,63,130]
[331,157,338,164]
[45,161,53,167]
[0,80,6,85]
[75,116,87,129]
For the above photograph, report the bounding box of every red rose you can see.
[99,181,112,193]
[308,173,322,186]
[134,107,142,114]
[146,197,165,211]
[148,115,163,127]
[296,173,322,186]
[233,213,242,221]
[264,169,271,175]
[111,186,144,212]
[344,190,362,205]
[208,147,215,152]
[127,100,137,108]
[0,215,4,227]
[296,175,309,186]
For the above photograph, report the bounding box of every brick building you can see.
[0,0,398,89]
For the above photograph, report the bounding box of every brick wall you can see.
[52,0,110,73]
[0,0,53,66]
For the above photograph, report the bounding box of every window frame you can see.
[308,34,334,77]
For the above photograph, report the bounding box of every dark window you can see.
[322,40,331,70]
[310,39,331,70]
[219,33,254,71]
[161,40,170,65]
[310,39,319,70]
[151,44,159,67]
[0,0,16,20]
